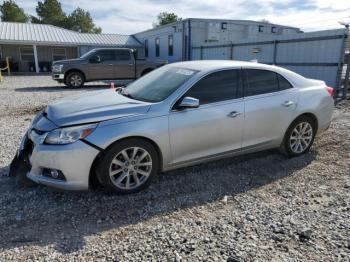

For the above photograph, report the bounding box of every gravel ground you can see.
[0,76,349,261]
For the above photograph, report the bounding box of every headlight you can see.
[44,124,97,145]
[52,64,64,72]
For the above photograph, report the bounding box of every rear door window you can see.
[244,69,279,96]
[184,69,241,105]
[277,74,293,90]
[115,50,132,61]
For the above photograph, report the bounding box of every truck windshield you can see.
[80,50,96,59]
[122,66,197,102]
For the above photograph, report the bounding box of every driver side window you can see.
[94,50,116,62]
[184,69,241,105]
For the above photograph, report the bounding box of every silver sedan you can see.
[12,61,334,194]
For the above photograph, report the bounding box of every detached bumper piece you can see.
[9,136,36,187]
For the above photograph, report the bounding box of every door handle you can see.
[128,63,134,66]
[227,111,242,118]
[108,64,113,66]
[282,101,295,107]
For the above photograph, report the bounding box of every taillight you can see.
[326,86,335,97]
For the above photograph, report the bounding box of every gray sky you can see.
[5,0,350,34]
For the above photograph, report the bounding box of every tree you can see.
[0,0,28,22]
[67,8,102,33]
[32,0,67,28]
[154,12,181,27]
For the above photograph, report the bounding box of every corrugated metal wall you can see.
[192,29,348,88]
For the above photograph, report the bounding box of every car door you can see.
[88,50,116,80]
[113,49,135,79]
[169,69,244,165]
[242,69,298,149]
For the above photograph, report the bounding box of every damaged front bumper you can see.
[9,121,100,191]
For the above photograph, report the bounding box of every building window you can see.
[52,48,66,61]
[221,22,227,30]
[20,47,34,61]
[271,27,277,33]
[168,35,174,56]
[258,25,264,32]
[145,39,148,58]
[155,37,160,57]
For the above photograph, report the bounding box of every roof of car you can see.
[169,60,278,71]
[168,60,317,87]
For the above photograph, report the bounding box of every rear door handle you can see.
[227,111,242,118]
[108,64,113,66]
[282,101,295,107]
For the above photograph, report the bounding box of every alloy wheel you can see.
[109,147,152,190]
[70,74,82,87]
[289,122,313,154]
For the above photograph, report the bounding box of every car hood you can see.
[45,89,151,127]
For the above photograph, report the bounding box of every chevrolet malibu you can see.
[10,61,334,194]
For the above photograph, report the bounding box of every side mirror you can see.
[89,55,101,63]
[177,97,199,109]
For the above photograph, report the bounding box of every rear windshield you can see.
[123,66,197,102]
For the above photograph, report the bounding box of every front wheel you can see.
[280,116,316,157]
[96,139,159,194]
[65,71,85,88]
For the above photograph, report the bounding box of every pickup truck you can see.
[52,48,165,88]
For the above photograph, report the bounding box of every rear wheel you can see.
[141,68,153,76]
[96,139,159,194]
[65,71,85,88]
[280,116,316,157]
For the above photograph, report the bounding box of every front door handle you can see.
[227,111,242,118]
[108,64,113,66]
[282,101,295,107]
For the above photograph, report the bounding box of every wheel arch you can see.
[289,112,318,133]
[64,69,86,82]
[140,68,153,76]
[88,136,163,188]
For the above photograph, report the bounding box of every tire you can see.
[65,71,85,88]
[280,115,316,157]
[96,139,159,194]
[141,68,152,76]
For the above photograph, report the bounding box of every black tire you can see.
[96,139,159,194]
[65,71,85,88]
[280,115,316,157]
[141,68,152,76]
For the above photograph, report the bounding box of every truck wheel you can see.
[141,68,153,76]
[65,71,85,88]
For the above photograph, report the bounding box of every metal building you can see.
[133,18,301,62]
[134,18,349,92]
[0,22,142,73]
[191,28,349,88]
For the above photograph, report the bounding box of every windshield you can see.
[80,49,96,59]
[123,66,197,102]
